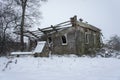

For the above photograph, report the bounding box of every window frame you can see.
[85,32,89,44]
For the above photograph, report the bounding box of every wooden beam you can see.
[39,27,52,31]
[38,28,47,34]
[59,23,71,27]
[27,30,40,39]
[51,25,58,32]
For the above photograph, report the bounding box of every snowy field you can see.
[0,56,120,80]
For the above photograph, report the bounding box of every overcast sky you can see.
[39,0,120,40]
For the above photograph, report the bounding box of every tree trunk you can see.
[20,0,27,51]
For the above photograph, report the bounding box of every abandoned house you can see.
[15,16,102,56]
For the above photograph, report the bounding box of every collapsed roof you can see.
[14,16,101,40]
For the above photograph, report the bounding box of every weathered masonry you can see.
[15,16,102,56]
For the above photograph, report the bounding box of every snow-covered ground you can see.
[0,56,120,80]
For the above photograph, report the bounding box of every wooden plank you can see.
[55,20,70,26]
[59,23,71,27]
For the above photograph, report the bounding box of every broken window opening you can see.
[48,37,52,43]
[61,34,67,45]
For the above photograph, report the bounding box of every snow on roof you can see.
[33,41,46,53]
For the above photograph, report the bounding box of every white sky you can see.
[39,0,120,40]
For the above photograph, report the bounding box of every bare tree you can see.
[106,35,120,51]
[14,0,47,51]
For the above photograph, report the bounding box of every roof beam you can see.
[27,30,40,39]
[38,28,47,34]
